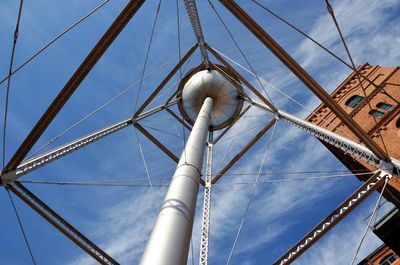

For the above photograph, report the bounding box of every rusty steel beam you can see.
[218,0,389,162]
[7,181,119,265]
[133,44,198,117]
[165,107,192,131]
[213,105,251,144]
[134,123,179,163]
[212,118,276,184]
[274,171,389,265]
[5,0,145,172]
[206,44,277,112]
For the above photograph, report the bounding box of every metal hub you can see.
[177,65,243,131]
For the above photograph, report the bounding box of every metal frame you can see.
[274,171,391,265]
[206,44,277,112]
[183,0,210,67]
[217,0,389,162]
[1,100,178,184]
[4,0,146,173]
[7,181,119,265]
[248,98,400,174]
[133,44,198,117]
[213,105,251,145]
[199,134,213,265]
[165,107,193,131]
[212,118,277,184]
[134,123,179,163]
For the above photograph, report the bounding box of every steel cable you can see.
[134,0,162,111]
[176,0,188,165]
[212,52,360,142]
[226,120,277,265]
[3,0,24,168]
[25,54,178,160]
[0,0,111,86]
[18,180,169,187]
[6,188,37,265]
[208,0,276,108]
[324,0,389,156]
[251,0,378,88]
[349,176,389,265]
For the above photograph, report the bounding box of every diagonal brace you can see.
[1,101,178,184]
[133,123,179,163]
[134,44,198,117]
[213,105,251,144]
[248,98,400,175]
[206,44,277,112]
[7,181,119,265]
[274,171,390,265]
[212,118,276,184]
[217,0,389,162]
[4,0,145,172]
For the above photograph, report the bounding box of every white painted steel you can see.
[140,97,214,265]
[199,142,213,265]
[0,100,179,184]
[182,70,239,129]
[249,98,400,174]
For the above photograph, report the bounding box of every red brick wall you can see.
[306,63,400,203]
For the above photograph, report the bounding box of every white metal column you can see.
[140,97,214,265]
[199,136,213,265]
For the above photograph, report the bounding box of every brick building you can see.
[307,63,400,264]
[306,63,400,205]
[357,244,399,265]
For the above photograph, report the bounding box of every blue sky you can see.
[0,0,399,264]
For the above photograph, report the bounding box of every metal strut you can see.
[7,181,119,265]
[1,100,179,184]
[247,98,400,174]
[183,0,210,68]
[199,133,213,265]
[274,171,391,265]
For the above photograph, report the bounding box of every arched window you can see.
[377,102,393,110]
[345,95,364,108]
[396,118,400,129]
[379,253,397,265]
[369,109,385,118]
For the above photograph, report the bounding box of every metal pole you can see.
[246,97,400,174]
[140,97,214,265]
[199,135,213,265]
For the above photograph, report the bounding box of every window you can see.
[396,118,400,129]
[345,95,364,108]
[379,253,397,265]
[377,102,393,110]
[369,109,385,118]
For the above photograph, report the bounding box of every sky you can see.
[0,0,399,264]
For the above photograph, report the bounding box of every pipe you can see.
[140,97,214,265]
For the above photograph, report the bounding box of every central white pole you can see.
[140,97,214,265]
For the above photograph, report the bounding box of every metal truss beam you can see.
[133,44,198,117]
[133,123,179,163]
[199,137,213,265]
[206,44,277,112]
[218,0,389,162]
[4,0,145,172]
[274,171,390,265]
[183,0,210,67]
[249,98,400,174]
[1,101,178,184]
[212,118,276,184]
[7,181,119,265]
